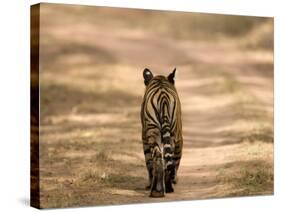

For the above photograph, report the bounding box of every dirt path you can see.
[85,28,273,200]
[39,6,273,208]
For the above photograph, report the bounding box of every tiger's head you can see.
[143,68,176,86]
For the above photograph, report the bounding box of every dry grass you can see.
[216,141,273,197]
[235,165,273,195]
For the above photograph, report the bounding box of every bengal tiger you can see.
[141,68,183,197]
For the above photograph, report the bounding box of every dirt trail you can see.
[93,30,273,201]
[39,5,273,208]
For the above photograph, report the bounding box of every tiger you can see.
[141,68,183,197]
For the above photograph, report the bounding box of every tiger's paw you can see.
[150,190,165,197]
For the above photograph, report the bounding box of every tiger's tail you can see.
[161,121,175,193]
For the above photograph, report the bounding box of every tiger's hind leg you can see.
[165,166,174,193]
[143,128,165,197]
[150,145,165,197]
[143,142,153,190]
[145,164,153,190]
[172,166,178,184]
[172,145,182,184]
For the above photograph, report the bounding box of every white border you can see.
[0,0,279,212]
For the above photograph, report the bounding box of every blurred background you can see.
[38,3,273,208]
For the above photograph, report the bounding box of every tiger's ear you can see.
[168,68,176,84]
[143,68,153,86]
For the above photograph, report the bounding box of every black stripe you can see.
[144,149,151,154]
[164,148,172,154]
[164,155,172,161]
